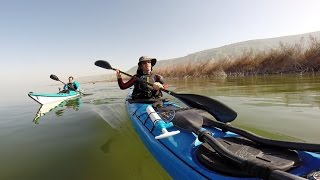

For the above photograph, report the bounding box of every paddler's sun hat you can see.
[138,56,157,66]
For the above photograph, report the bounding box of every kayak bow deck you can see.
[28,90,80,105]
[126,93,320,180]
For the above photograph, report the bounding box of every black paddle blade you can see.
[50,74,59,81]
[94,60,113,70]
[172,93,237,122]
[172,109,204,132]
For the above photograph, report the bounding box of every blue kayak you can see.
[126,93,320,180]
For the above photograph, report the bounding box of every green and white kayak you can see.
[28,90,80,105]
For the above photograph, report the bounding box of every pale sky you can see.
[1,0,320,89]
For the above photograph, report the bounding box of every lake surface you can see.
[0,75,319,180]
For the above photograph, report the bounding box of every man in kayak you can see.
[63,76,80,92]
[116,56,166,100]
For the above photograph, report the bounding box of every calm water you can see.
[0,75,319,180]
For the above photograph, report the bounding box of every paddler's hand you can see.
[116,69,121,79]
[153,82,164,90]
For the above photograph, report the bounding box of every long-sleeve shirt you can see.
[117,77,137,90]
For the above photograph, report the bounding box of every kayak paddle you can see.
[172,109,307,180]
[94,60,237,123]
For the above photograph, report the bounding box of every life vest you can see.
[132,73,163,99]
[64,82,79,91]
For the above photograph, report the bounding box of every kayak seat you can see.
[196,136,302,177]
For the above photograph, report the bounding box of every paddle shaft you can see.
[116,69,174,95]
[60,80,80,92]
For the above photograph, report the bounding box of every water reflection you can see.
[33,98,81,124]
[168,75,320,108]
[93,104,127,129]
[100,136,115,154]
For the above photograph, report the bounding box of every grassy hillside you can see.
[127,31,320,72]
[154,36,320,78]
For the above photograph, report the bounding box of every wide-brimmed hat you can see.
[138,56,157,66]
